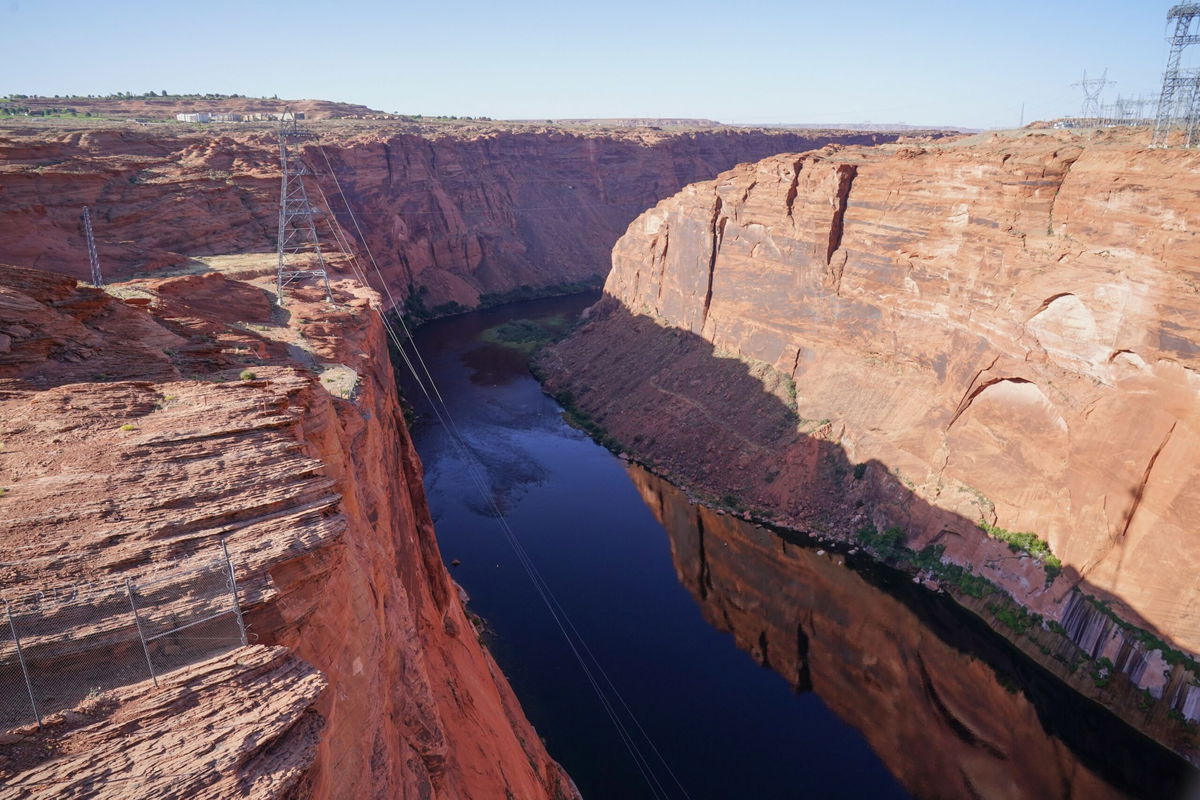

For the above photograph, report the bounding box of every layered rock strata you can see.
[0,263,577,798]
[541,128,1200,733]
[0,122,926,309]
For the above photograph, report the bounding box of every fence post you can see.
[125,579,158,688]
[221,539,249,646]
[5,602,42,729]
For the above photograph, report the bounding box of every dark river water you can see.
[401,294,1196,800]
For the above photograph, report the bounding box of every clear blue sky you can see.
[1,0,1186,128]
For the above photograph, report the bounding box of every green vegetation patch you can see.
[477,277,603,309]
[480,314,572,355]
[857,524,907,556]
[401,278,602,326]
[551,389,618,451]
[978,521,1062,582]
[856,528,994,600]
[1090,656,1115,688]
[402,286,469,324]
[986,601,1043,635]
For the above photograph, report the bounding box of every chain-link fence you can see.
[1,542,247,731]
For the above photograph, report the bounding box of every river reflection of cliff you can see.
[627,464,1196,800]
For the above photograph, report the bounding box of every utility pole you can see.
[81,206,103,286]
[1153,4,1200,147]
[1073,69,1115,123]
[275,114,333,302]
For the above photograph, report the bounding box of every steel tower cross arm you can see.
[1154,5,1200,147]
[1168,4,1200,21]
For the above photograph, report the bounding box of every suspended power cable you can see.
[309,143,691,799]
[309,161,675,799]
[308,185,673,800]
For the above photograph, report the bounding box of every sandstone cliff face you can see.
[544,129,1200,662]
[0,123,917,310]
[0,263,576,798]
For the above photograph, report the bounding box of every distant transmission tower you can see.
[275,115,332,302]
[1152,4,1200,147]
[1073,69,1115,122]
[81,206,103,286]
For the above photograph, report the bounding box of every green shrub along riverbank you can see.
[401,277,603,325]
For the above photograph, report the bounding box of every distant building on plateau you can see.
[175,111,304,123]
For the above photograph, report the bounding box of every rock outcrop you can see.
[541,128,1200,734]
[0,121,930,310]
[0,262,577,799]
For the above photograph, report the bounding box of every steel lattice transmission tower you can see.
[81,206,103,286]
[1153,4,1200,147]
[275,117,332,302]
[1073,69,1115,122]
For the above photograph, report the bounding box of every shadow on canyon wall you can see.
[539,300,1200,796]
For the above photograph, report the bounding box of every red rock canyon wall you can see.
[0,123,919,309]
[0,264,576,798]
[544,128,1200,661]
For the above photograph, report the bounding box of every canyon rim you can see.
[2,52,1199,799]
[0,106,933,798]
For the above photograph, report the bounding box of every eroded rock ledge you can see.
[0,263,578,799]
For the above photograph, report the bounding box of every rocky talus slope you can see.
[0,121,926,310]
[0,263,577,799]
[540,128,1200,753]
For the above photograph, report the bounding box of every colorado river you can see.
[401,294,1193,800]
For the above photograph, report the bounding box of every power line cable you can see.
[309,144,691,799]
[305,153,672,795]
